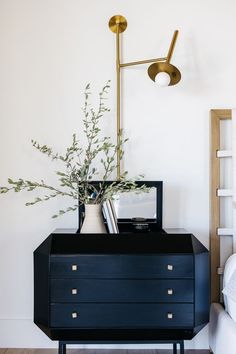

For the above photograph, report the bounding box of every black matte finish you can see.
[50,254,194,278]
[51,303,194,328]
[50,233,196,254]
[51,278,194,303]
[59,340,184,354]
[34,230,209,343]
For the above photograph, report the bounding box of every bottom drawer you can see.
[50,303,194,328]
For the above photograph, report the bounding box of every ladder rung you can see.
[217,150,232,158]
[217,267,224,275]
[217,189,233,197]
[217,228,234,236]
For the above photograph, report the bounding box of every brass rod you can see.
[116,24,121,180]
[120,57,167,68]
[166,30,179,63]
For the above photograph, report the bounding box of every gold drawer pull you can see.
[72,312,78,319]
[167,312,173,319]
[167,288,173,295]
[72,288,78,295]
[167,264,173,271]
[71,265,78,271]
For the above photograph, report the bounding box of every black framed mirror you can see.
[78,181,163,233]
[113,181,162,230]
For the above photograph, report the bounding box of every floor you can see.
[0,350,211,354]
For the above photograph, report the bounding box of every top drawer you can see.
[50,254,193,279]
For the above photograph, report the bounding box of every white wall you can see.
[0,0,236,349]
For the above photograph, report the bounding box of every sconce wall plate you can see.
[108,15,181,179]
[109,15,127,33]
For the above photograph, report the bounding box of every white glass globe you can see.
[155,71,171,87]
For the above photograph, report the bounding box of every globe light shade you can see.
[155,71,171,87]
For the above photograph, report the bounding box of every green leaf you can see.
[0,187,9,193]
[56,171,67,177]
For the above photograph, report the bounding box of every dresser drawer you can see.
[50,255,193,279]
[50,303,194,328]
[51,278,194,303]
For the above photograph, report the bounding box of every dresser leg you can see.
[59,341,66,354]
[179,340,184,354]
[173,342,177,354]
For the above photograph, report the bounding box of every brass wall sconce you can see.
[108,15,181,179]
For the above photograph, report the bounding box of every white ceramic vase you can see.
[80,204,107,234]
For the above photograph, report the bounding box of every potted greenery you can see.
[0,81,146,233]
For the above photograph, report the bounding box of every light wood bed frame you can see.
[210,109,232,302]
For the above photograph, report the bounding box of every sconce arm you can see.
[166,30,179,63]
[120,57,167,68]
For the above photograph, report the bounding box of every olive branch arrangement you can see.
[0,81,146,218]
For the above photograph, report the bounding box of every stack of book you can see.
[102,200,119,234]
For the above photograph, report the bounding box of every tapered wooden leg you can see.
[59,341,66,354]
[173,342,177,354]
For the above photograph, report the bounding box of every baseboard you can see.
[0,319,55,348]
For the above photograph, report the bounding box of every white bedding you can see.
[209,302,236,354]
[223,253,236,322]
[209,254,236,353]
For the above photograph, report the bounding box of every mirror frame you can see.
[78,181,163,232]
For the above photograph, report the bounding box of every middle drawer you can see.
[51,278,194,303]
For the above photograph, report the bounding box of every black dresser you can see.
[34,230,209,354]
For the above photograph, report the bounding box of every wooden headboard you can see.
[210,109,233,302]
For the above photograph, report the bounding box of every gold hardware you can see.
[167,312,173,319]
[71,265,78,271]
[167,289,173,295]
[120,57,167,68]
[116,19,121,179]
[148,61,181,85]
[108,15,181,179]
[109,15,127,33]
[72,312,78,319]
[166,30,179,63]
[167,264,173,271]
[72,288,78,295]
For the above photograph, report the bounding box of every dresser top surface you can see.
[35,231,208,255]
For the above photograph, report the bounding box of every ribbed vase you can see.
[80,204,107,234]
